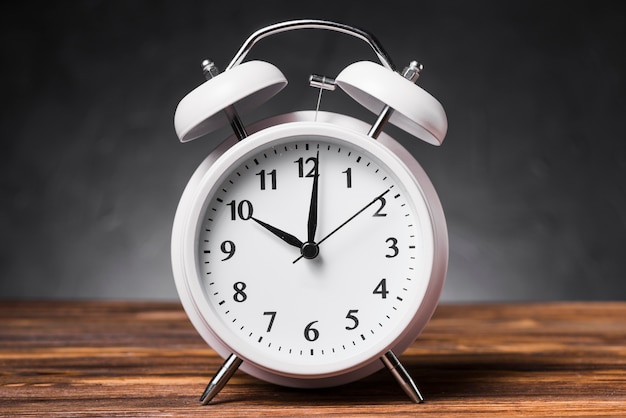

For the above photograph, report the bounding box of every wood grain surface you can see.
[1,301,624,416]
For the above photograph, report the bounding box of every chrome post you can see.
[381,350,424,403]
[201,60,248,141]
[200,353,243,405]
[368,61,423,139]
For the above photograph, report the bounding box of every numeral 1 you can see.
[342,168,352,188]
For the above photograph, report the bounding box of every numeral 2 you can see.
[372,197,387,217]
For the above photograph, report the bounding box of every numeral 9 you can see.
[220,240,236,261]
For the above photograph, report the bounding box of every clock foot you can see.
[200,353,243,405]
[381,350,424,403]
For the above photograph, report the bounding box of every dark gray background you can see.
[1,1,624,301]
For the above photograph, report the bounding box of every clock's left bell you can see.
[174,60,288,142]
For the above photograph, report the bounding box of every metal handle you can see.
[225,19,396,72]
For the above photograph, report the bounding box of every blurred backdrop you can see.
[1,1,624,301]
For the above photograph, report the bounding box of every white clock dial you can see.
[174,119,445,387]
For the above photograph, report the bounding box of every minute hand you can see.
[293,188,390,263]
[306,150,320,244]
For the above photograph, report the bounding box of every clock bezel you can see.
[171,111,448,388]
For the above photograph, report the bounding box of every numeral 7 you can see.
[263,311,277,332]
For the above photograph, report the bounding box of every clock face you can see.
[176,122,438,379]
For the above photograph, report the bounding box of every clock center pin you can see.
[301,241,320,259]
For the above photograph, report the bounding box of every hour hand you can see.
[251,217,303,249]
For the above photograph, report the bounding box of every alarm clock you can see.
[171,20,448,404]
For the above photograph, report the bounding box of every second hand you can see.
[293,188,391,264]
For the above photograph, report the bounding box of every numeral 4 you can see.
[373,278,389,298]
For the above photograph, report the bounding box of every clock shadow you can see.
[399,352,554,402]
[211,369,411,406]
[211,352,536,406]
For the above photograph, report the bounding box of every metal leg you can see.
[367,61,424,140]
[380,350,424,403]
[368,105,394,139]
[201,60,248,141]
[200,353,243,405]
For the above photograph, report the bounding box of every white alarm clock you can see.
[171,20,448,404]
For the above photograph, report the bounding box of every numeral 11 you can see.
[256,169,277,190]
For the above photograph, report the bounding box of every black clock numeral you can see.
[304,320,320,341]
[263,311,276,332]
[226,200,253,221]
[385,237,399,258]
[256,169,277,190]
[295,157,318,178]
[345,309,359,330]
[372,197,388,217]
[220,240,236,261]
[233,281,247,302]
[342,167,352,188]
[373,278,389,299]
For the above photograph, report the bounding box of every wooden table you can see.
[1,301,624,416]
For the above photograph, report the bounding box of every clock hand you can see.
[298,150,321,261]
[306,150,320,244]
[251,217,303,249]
[317,188,390,246]
[293,188,391,263]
